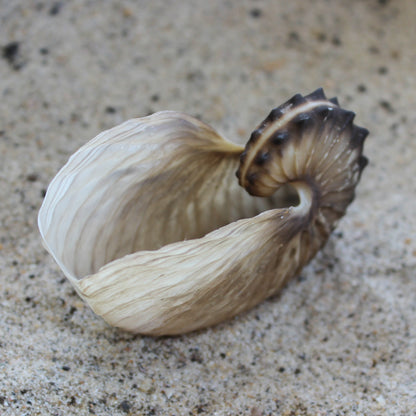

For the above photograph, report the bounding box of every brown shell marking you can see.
[237,88,368,198]
[236,87,369,266]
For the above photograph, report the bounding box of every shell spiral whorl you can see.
[236,88,368,252]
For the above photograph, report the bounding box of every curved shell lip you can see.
[73,208,299,335]
[38,211,81,289]
[37,112,244,283]
[38,114,243,279]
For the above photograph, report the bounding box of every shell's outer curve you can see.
[38,88,368,335]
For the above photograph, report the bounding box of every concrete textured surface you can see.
[1,1,415,415]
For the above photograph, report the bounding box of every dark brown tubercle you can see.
[236,87,369,242]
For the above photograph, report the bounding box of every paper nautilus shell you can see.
[38,88,368,335]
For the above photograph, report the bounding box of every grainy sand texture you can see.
[1,1,415,415]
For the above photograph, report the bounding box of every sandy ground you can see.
[1,1,415,415]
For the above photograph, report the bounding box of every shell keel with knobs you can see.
[38,88,368,335]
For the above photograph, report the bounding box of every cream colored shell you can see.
[38,89,368,335]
